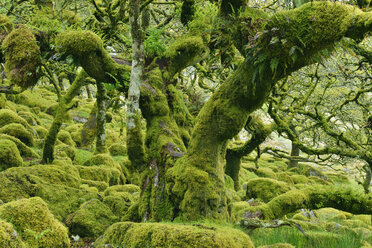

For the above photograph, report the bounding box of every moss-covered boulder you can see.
[94,222,254,248]
[0,109,29,128]
[0,139,22,171]
[0,164,97,220]
[0,220,26,248]
[55,144,76,161]
[0,133,39,158]
[0,197,70,248]
[57,130,76,146]
[246,178,291,202]
[66,199,117,238]
[103,186,139,216]
[257,244,295,248]
[0,123,34,146]
[77,165,122,186]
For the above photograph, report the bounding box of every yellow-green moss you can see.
[77,165,122,186]
[57,130,76,146]
[257,243,295,248]
[1,25,41,89]
[84,154,126,183]
[246,178,291,202]
[55,145,76,161]
[103,192,136,216]
[0,134,39,158]
[81,179,109,191]
[17,110,39,126]
[0,139,23,171]
[109,143,127,156]
[15,90,55,112]
[0,109,29,128]
[0,220,26,248]
[104,184,140,196]
[65,199,117,238]
[0,123,34,146]
[34,125,49,139]
[94,222,254,248]
[0,197,70,248]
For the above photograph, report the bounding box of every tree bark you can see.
[95,81,108,154]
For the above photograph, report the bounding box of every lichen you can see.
[1,25,41,89]
[94,222,254,248]
[0,197,70,248]
[0,139,23,171]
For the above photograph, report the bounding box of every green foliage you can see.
[145,27,166,58]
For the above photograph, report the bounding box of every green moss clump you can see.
[65,199,117,238]
[0,109,29,128]
[103,184,140,196]
[77,165,122,186]
[94,222,254,248]
[0,139,23,171]
[0,220,26,248]
[246,178,291,202]
[84,154,125,183]
[0,123,34,146]
[256,167,276,178]
[0,197,70,248]
[81,179,109,191]
[55,145,76,161]
[109,143,127,156]
[0,134,39,158]
[1,25,41,89]
[17,111,39,126]
[15,90,55,112]
[103,192,136,216]
[290,174,309,184]
[35,125,49,139]
[57,130,76,146]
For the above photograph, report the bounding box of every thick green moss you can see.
[0,139,22,171]
[81,179,108,191]
[103,192,136,216]
[0,123,34,146]
[17,110,39,126]
[66,199,117,238]
[1,25,41,89]
[84,154,126,182]
[0,109,29,128]
[104,184,140,196]
[0,220,26,248]
[57,130,76,146]
[0,163,99,220]
[246,178,291,202]
[257,243,296,248]
[109,143,127,156]
[77,165,122,186]
[15,90,56,112]
[55,145,76,161]
[239,185,372,220]
[0,197,70,248]
[0,134,39,158]
[94,222,254,248]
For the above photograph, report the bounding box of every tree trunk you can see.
[288,125,300,168]
[166,2,372,221]
[42,68,87,163]
[126,0,147,170]
[95,81,108,154]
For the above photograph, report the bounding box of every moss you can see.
[55,145,76,161]
[0,134,39,158]
[290,174,309,184]
[81,179,108,191]
[166,35,207,77]
[314,208,353,222]
[246,178,291,202]
[94,222,254,248]
[104,184,140,196]
[103,192,136,216]
[1,25,41,89]
[256,167,276,178]
[0,197,70,248]
[15,90,55,112]
[109,142,127,156]
[77,165,122,186]
[65,199,117,238]
[0,220,26,248]
[17,111,39,126]
[351,215,371,226]
[84,154,125,183]
[0,109,29,129]
[57,130,76,146]
[0,123,34,146]
[0,139,23,171]
[0,163,99,220]
[74,148,92,164]
[34,125,49,139]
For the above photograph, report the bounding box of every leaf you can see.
[270,58,279,74]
